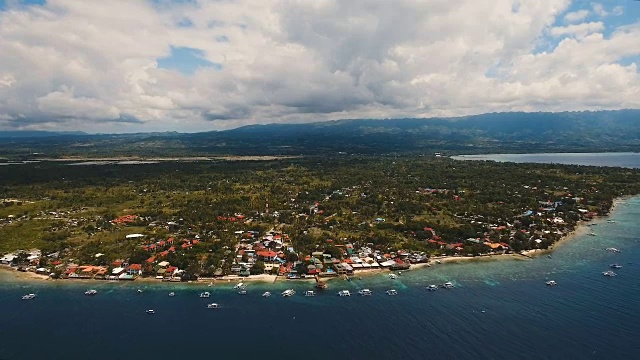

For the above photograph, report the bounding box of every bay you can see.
[452,152,640,169]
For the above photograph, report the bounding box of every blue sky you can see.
[0,0,639,133]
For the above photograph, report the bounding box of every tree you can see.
[250,261,265,275]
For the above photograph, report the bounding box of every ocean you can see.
[1,155,640,359]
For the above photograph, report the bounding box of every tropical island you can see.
[2,154,640,284]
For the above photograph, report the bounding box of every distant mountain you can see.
[0,130,87,138]
[1,110,639,157]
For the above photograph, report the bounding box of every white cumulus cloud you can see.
[0,0,638,132]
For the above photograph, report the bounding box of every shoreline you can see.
[1,196,631,286]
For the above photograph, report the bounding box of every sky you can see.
[0,0,639,133]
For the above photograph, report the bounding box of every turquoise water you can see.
[2,196,639,359]
[452,152,640,168]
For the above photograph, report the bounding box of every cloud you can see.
[564,9,589,23]
[550,22,605,38]
[0,0,638,132]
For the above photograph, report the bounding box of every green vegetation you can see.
[2,156,640,277]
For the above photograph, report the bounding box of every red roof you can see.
[167,237,174,243]
[146,256,156,263]
[166,266,177,273]
[51,260,63,265]
[158,241,166,246]
[192,239,199,245]
[257,250,277,258]
[168,246,176,252]
[127,264,142,270]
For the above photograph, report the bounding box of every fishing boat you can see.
[358,289,372,296]
[282,289,296,297]
[602,271,617,277]
[388,274,398,280]
[386,289,398,296]
[137,289,143,294]
[545,280,557,286]
[427,284,438,291]
[606,247,621,253]
[146,309,155,314]
[199,291,211,298]
[609,264,623,269]
[233,282,245,290]
[238,290,247,295]
[84,289,97,296]
[168,292,175,297]
[262,292,271,297]
[338,290,351,297]
[207,303,219,309]
[441,282,454,289]
[305,290,316,297]
[587,232,597,236]
[21,293,36,300]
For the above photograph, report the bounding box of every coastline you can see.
[1,196,630,286]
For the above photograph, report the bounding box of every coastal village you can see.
[0,181,610,284]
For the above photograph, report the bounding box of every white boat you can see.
[305,290,316,297]
[607,220,616,224]
[238,290,247,295]
[587,232,597,236]
[427,284,438,291]
[207,303,219,309]
[338,290,351,297]
[358,289,372,296]
[609,264,623,269]
[386,289,398,296]
[397,271,402,276]
[602,271,617,277]
[281,289,296,297]
[199,291,211,298]
[21,293,36,300]
[606,247,621,253]
[84,289,97,296]
[545,280,557,286]
[441,282,454,289]
[388,274,398,280]
[168,292,175,297]
[233,282,245,290]
[146,309,155,314]
[262,292,271,297]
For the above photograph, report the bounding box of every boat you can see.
[262,292,271,297]
[207,303,219,309]
[338,290,351,297]
[137,289,143,293]
[282,289,296,297]
[609,264,623,269]
[199,292,211,298]
[84,289,98,296]
[607,220,616,224]
[587,232,597,236]
[441,282,454,289]
[427,284,438,291]
[435,260,442,264]
[358,289,372,296]
[146,309,155,314]
[386,289,398,296]
[21,293,36,300]
[606,247,621,253]
[233,282,245,290]
[545,280,557,286]
[208,282,213,287]
[305,290,316,297]
[602,271,617,277]
[168,292,175,297]
[238,290,247,295]
[388,274,398,280]
[547,255,552,259]
[397,271,402,276]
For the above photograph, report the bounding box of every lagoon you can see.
[452,152,640,169]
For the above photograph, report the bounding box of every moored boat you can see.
[602,270,617,277]
[262,291,271,297]
[84,289,97,296]
[545,280,557,286]
[386,289,398,296]
[609,264,623,269]
[282,289,296,297]
[168,292,175,297]
[207,303,219,309]
[427,284,438,291]
[233,282,245,290]
[388,274,398,280]
[305,290,316,297]
[441,282,454,289]
[199,291,211,298]
[358,289,372,296]
[21,293,36,300]
[238,290,247,295]
[338,290,351,297]
[146,309,155,314]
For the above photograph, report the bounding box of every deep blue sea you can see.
[452,152,640,168]
[1,154,640,360]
